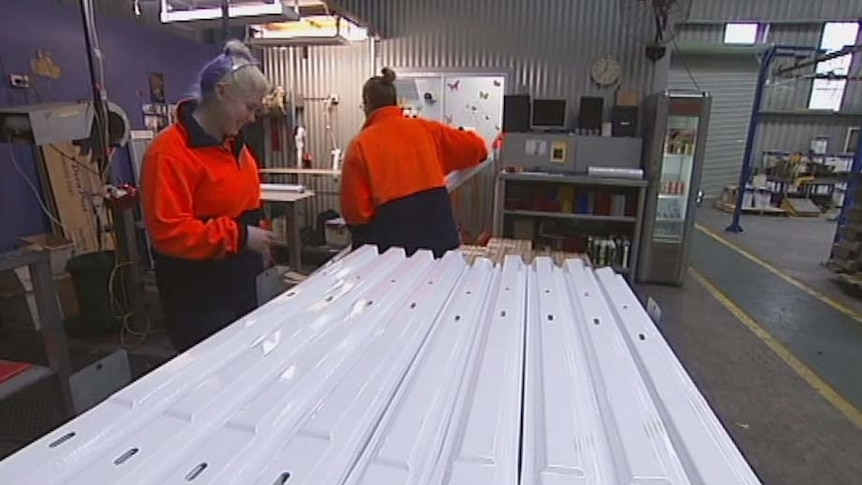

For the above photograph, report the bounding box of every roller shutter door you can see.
[669,56,759,198]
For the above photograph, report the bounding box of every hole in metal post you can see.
[325,296,334,303]
[500,310,507,317]
[113,448,139,465]
[49,432,75,448]
[410,302,417,309]
[623,305,629,309]
[584,292,589,297]
[186,463,208,481]
[273,472,292,484]
[466,290,472,295]
[390,279,396,283]
[367,300,374,306]
[455,315,461,321]
[547,314,554,321]
[639,333,646,341]
[593,318,600,325]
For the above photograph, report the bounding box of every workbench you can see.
[260,186,315,272]
[0,248,74,417]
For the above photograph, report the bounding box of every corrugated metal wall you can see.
[263,0,861,219]
[261,42,373,226]
[339,0,659,97]
[689,0,861,21]
[670,57,760,197]
[672,0,861,195]
[263,0,665,229]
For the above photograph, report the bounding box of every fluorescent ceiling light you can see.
[249,15,368,45]
[160,0,300,24]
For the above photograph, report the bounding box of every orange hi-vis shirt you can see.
[141,100,261,261]
[340,106,489,227]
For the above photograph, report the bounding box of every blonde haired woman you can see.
[141,40,275,352]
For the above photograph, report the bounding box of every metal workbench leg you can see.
[288,202,302,272]
[28,259,75,417]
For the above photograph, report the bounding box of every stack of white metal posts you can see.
[0,246,762,485]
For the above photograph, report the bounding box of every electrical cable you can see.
[671,36,703,92]
[7,142,68,232]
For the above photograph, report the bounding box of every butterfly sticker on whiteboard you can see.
[447,80,460,91]
[479,91,490,100]
[493,79,502,87]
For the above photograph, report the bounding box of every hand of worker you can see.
[246,225,276,254]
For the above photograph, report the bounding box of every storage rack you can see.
[728,43,862,232]
[493,172,648,281]
[759,150,857,211]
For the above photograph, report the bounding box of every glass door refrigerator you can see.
[638,91,711,285]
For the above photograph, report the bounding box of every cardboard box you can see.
[616,90,641,107]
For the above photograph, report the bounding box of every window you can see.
[808,22,860,111]
[724,23,759,44]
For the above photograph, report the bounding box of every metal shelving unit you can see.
[493,172,648,281]
[727,43,862,233]
[502,210,638,224]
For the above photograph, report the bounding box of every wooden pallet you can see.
[782,198,822,217]
[460,238,589,267]
[839,273,862,292]
[826,259,860,274]
[713,201,788,217]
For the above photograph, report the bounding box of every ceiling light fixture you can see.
[247,14,368,45]
[159,0,300,25]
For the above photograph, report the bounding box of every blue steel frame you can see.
[725,45,822,233]
[830,130,862,254]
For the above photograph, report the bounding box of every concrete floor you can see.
[632,205,862,484]
[696,206,862,315]
[640,280,862,485]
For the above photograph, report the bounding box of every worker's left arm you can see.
[340,141,375,239]
[421,119,489,174]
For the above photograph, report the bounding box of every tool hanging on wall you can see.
[295,125,307,168]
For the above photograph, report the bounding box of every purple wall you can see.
[0,0,216,251]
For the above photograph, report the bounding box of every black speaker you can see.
[612,106,639,137]
[578,97,604,132]
[503,94,531,133]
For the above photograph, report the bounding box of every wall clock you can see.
[591,57,621,87]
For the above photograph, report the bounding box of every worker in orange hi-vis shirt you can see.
[341,68,489,258]
[140,40,275,352]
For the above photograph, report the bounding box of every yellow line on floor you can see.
[690,267,862,430]
[695,223,862,326]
